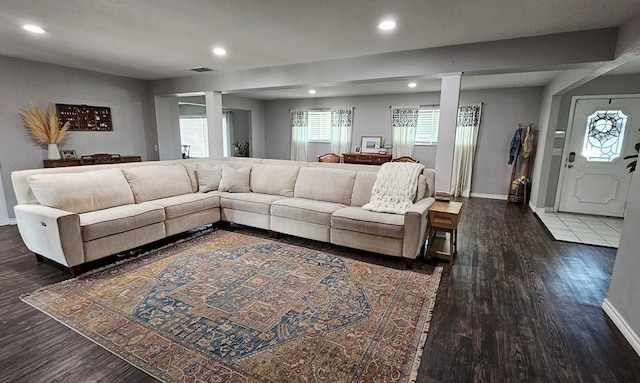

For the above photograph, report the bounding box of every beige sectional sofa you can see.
[11,157,435,276]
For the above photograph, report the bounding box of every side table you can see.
[427,201,462,264]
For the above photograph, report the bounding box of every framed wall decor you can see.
[60,149,78,159]
[56,103,113,131]
[360,136,382,153]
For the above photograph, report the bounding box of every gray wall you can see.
[224,109,252,157]
[264,87,542,196]
[544,73,640,207]
[0,55,155,218]
[222,95,266,158]
[606,171,640,349]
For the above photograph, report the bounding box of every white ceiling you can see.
[2,0,640,82]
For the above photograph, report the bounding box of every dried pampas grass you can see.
[19,103,70,144]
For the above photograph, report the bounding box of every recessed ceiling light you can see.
[212,47,227,56]
[308,89,316,95]
[378,20,396,31]
[23,24,46,34]
[408,82,417,88]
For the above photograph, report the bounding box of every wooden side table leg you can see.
[449,230,455,265]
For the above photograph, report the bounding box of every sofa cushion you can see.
[351,171,378,207]
[220,193,283,215]
[332,207,404,239]
[219,165,251,193]
[122,165,192,203]
[80,204,165,241]
[28,168,134,214]
[250,164,299,197]
[196,163,223,192]
[141,193,220,220]
[294,167,356,205]
[271,198,346,226]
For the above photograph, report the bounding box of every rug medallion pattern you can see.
[22,230,442,383]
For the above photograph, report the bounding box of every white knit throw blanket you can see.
[362,162,425,214]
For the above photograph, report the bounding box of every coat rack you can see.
[507,123,535,205]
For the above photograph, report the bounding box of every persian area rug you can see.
[21,230,442,383]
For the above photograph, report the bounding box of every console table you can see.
[342,153,391,165]
[427,201,462,264]
[44,155,142,168]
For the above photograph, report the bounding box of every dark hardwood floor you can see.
[1,197,639,382]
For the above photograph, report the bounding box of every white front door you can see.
[558,97,640,217]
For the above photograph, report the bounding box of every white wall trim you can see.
[8,218,17,225]
[469,192,507,200]
[602,298,640,358]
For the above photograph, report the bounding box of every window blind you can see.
[415,105,440,145]
[307,110,331,142]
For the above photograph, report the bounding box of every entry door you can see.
[559,98,640,217]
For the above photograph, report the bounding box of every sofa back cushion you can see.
[250,164,299,197]
[28,168,134,213]
[294,167,356,205]
[351,171,378,207]
[122,165,192,203]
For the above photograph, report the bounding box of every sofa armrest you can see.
[402,197,435,259]
[14,204,84,267]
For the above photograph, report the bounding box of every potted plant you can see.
[19,103,70,159]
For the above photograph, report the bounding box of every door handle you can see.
[568,164,573,168]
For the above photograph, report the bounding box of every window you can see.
[179,116,209,158]
[414,105,440,145]
[582,110,627,162]
[307,110,331,142]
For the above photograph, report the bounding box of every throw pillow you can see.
[219,164,251,192]
[196,163,223,192]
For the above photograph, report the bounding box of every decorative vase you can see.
[47,144,61,160]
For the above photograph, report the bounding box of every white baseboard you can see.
[469,192,507,200]
[602,298,640,357]
[9,218,16,225]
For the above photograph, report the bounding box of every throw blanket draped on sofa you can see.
[363,162,425,214]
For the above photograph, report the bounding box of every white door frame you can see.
[554,94,640,213]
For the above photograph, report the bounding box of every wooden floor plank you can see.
[1,197,639,382]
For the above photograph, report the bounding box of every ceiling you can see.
[2,0,640,98]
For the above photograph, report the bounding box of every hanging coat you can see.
[508,129,522,165]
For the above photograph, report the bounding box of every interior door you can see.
[559,97,640,217]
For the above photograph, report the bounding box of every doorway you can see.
[557,96,640,217]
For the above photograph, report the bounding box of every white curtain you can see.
[391,106,419,158]
[290,110,308,161]
[451,103,483,197]
[330,108,353,154]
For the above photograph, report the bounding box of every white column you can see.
[206,91,224,158]
[435,73,462,193]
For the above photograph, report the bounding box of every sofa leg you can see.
[268,230,280,239]
[404,258,414,269]
[69,265,83,278]
[34,253,44,263]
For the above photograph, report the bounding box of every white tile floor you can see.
[536,211,623,248]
